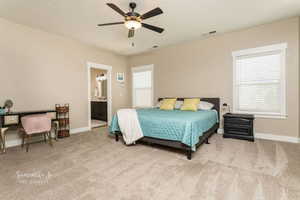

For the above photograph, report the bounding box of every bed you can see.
[110,98,220,160]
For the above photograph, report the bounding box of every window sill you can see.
[233,111,287,119]
[254,114,287,119]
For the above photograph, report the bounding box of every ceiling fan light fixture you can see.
[124,20,141,30]
[99,3,164,38]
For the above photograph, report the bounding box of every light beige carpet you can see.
[0,127,299,200]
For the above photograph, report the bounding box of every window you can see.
[232,43,287,118]
[132,65,153,108]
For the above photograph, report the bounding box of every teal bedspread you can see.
[109,108,219,151]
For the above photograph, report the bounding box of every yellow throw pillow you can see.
[181,98,200,111]
[160,98,177,110]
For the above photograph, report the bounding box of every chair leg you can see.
[0,131,3,151]
[1,128,7,153]
[21,133,25,148]
[44,133,47,143]
[26,135,30,152]
[55,124,58,141]
[48,132,53,147]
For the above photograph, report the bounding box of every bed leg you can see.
[115,133,119,142]
[187,149,192,160]
[205,138,210,144]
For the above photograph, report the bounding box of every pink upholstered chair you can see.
[20,114,53,152]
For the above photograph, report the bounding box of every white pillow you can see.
[174,101,183,109]
[198,101,214,110]
[155,101,162,108]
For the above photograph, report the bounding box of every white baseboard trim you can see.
[70,127,90,134]
[255,133,299,143]
[217,128,299,143]
[5,127,91,148]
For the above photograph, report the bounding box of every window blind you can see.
[233,44,286,117]
[132,69,153,107]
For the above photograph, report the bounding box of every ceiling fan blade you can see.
[128,29,135,38]
[141,7,163,20]
[142,23,164,33]
[106,3,126,17]
[98,22,124,26]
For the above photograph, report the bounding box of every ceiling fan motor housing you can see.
[125,15,141,22]
[126,2,141,21]
[129,2,137,11]
[125,2,142,29]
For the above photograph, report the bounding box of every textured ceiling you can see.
[0,0,299,55]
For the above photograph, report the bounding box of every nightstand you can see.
[223,113,254,141]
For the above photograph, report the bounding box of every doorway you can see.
[87,62,112,130]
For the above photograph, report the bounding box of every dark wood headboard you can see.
[158,97,220,120]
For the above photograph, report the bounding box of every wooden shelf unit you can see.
[55,104,70,138]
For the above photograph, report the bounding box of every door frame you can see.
[87,62,112,130]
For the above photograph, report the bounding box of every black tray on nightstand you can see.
[223,113,254,141]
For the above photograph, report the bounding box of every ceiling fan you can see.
[98,2,164,38]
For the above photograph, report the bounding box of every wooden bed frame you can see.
[114,97,220,160]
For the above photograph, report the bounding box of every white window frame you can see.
[232,43,287,119]
[132,64,154,108]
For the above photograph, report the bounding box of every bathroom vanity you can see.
[91,100,107,122]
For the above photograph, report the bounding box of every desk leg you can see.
[0,128,8,154]
[0,130,2,151]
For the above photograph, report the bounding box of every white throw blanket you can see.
[117,109,143,145]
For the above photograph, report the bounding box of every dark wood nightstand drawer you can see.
[224,117,251,126]
[224,126,251,136]
[224,123,251,129]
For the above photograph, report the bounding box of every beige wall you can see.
[1,16,299,143]
[129,17,300,138]
[0,18,131,142]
